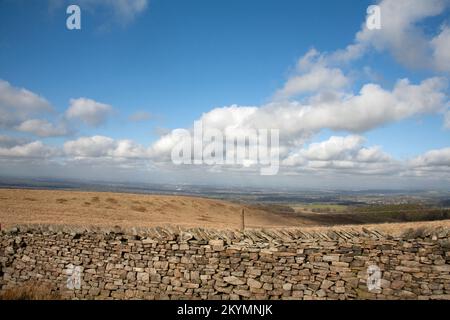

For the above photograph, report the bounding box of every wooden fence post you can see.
[241,208,245,231]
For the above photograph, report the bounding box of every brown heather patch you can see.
[0,282,61,300]
[106,197,119,204]
[130,205,147,212]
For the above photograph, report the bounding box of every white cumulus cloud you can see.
[332,0,450,72]
[65,98,113,127]
[64,135,148,159]
[275,49,350,99]
[283,135,392,172]
[15,119,69,137]
[153,77,447,153]
[147,74,447,174]
[0,79,52,129]
[431,25,450,73]
[0,140,59,159]
[411,147,450,168]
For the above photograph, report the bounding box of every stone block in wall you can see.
[223,276,245,285]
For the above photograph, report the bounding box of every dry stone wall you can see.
[1,225,449,300]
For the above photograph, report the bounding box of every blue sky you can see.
[0,0,449,188]
[1,1,371,137]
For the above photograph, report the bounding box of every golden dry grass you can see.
[0,188,316,229]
